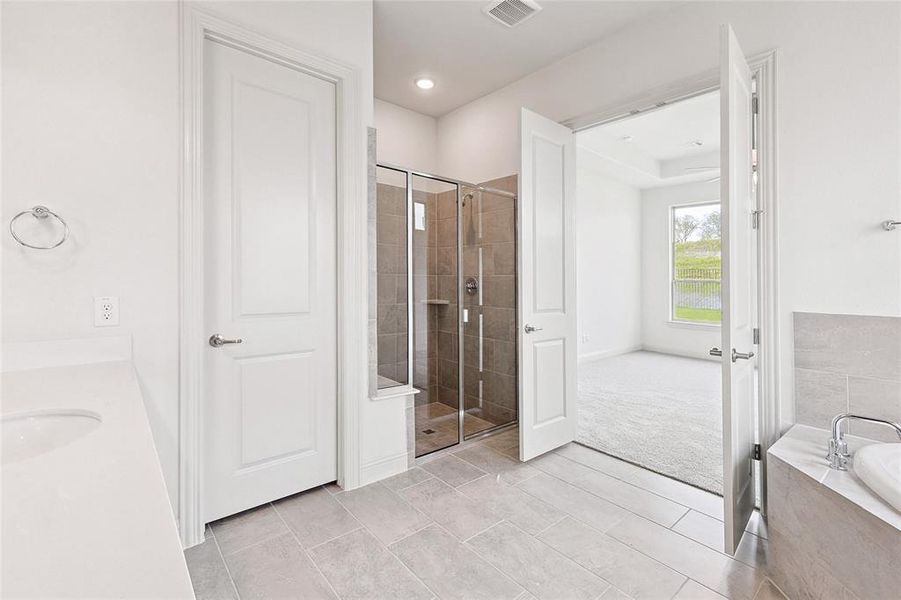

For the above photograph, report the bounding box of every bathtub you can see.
[767,424,900,600]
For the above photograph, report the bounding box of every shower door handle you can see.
[524,324,543,334]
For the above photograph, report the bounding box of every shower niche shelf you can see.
[423,299,450,305]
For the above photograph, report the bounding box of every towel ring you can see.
[9,205,69,250]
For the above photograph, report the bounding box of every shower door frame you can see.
[377,163,519,454]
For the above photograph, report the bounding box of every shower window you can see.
[671,202,722,324]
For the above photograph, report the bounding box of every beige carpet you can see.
[577,350,723,494]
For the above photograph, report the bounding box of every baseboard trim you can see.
[578,345,642,364]
[359,452,408,486]
[640,344,720,362]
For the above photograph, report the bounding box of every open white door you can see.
[518,108,577,461]
[720,24,757,555]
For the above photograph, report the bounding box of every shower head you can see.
[461,192,474,207]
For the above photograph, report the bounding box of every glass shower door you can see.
[412,174,460,456]
[461,185,518,438]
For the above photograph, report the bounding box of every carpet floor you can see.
[577,350,723,495]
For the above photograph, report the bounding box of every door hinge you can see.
[753,327,760,344]
[752,93,759,116]
[751,209,764,229]
[753,444,762,460]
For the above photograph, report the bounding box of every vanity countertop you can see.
[1,361,194,599]
[768,424,900,531]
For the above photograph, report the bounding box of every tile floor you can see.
[414,402,499,456]
[186,431,786,600]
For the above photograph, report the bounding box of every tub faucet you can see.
[827,413,901,470]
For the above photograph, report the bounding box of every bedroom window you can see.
[671,202,722,324]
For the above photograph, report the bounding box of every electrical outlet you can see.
[94,296,119,327]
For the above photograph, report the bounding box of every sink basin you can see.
[2,409,102,465]
[854,443,901,512]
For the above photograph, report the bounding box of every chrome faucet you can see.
[827,413,901,470]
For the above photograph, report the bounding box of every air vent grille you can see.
[484,0,542,28]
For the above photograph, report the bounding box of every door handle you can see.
[709,347,723,357]
[209,334,243,348]
[524,324,543,334]
[731,349,755,362]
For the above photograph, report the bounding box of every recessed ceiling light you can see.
[415,78,435,90]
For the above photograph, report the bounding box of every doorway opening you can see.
[573,87,757,497]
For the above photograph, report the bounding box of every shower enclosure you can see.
[376,164,518,457]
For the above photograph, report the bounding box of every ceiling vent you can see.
[483,0,542,28]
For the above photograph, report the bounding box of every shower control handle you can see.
[524,324,543,334]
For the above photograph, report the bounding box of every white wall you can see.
[1,0,374,516]
[435,1,901,426]
[641,181,721,359]
[576,167,642,361]
[374,99,438,173]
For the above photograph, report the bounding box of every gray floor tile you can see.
[184,535,237,600]
[533,453,690,527]
[555,444,724,520]
[477,428,519,452]
[335,482,432,545]
[752,579,787,600]
[398,478,502,540]
[467,521,610,600]
[607,514,762,600]
[599,588,633,600]
[517,473,630,533]
[421,454,487,487]
[538,517,686,600]
[224,533,336,599]
[454,445,539,485]
[390,524,523,600]
[457,475,565,535]
[381,467,435,492]
[310,528,432,600]
[673,580,728,600]
[672,510,727,551]
[210,503,289,556]
[273,486,362,549]
[672,511,768,570]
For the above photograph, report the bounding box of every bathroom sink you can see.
[854,443,901,512]
[2,409,102,466]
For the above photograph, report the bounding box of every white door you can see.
[518,108,578,461]
[720,24,757,555]
[203,39,337,522]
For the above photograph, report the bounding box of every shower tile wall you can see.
[462,175,518,429]
[430,189,460,411]
[376,182,408,386]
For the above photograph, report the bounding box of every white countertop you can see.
[768,424,901,531]
[2,361,194,599]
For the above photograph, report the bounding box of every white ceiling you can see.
[577,90,721,189]
[374,1,678,117]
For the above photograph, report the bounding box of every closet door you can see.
[203,39,337,521]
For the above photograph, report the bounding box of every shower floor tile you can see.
[414,402,500,457]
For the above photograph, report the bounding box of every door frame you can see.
[563,50,779,514]
[178,6,367,548]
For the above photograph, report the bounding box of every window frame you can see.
[668,199,722,328]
